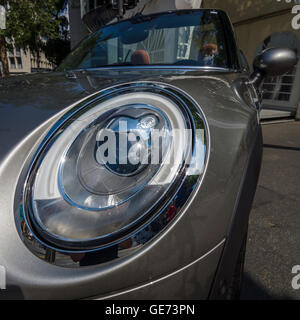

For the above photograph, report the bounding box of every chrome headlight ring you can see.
[18,82,209,267]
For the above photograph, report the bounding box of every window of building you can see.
[16,57,22,69]
[15,46,21,56]
[9,57,16,69]
[8,47,14,57]
[89,0,95,11]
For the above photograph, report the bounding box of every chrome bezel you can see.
[18,82,210,267]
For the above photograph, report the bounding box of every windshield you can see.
[58,10,230,71]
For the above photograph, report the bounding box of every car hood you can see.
[0,68,238,162]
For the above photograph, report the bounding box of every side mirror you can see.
[250,48,298,87]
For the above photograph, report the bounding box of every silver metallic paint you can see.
[0,68,259,299]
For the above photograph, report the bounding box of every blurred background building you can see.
[202,0,300,119]
[6,41,54,75]
[68,0,300,119]
[0,3,59,76]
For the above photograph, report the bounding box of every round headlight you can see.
[23,83,207,251]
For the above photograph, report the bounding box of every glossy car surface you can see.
[0,9,265,300]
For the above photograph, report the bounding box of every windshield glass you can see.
[58,10,230,71]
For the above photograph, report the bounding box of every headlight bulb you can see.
[96,111,164,177]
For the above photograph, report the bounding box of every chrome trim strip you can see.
[69,66,236,73]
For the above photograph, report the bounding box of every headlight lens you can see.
[23,83,207,251]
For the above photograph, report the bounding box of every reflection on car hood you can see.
[0,68,236,162]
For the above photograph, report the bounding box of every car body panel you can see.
[99,240,225,300]
[0,68,260,299]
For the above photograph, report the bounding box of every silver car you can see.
[0,9,297,300]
